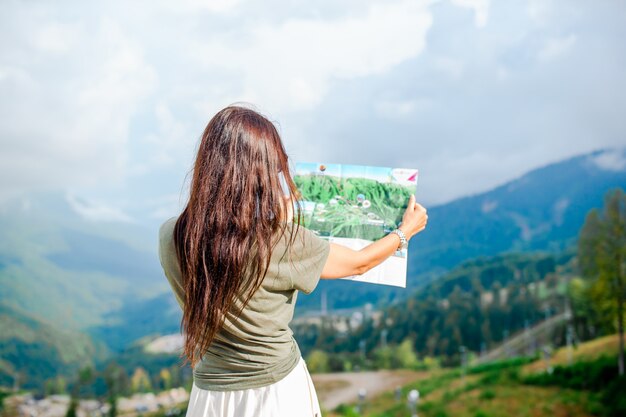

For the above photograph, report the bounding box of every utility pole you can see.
[565,303,574,366]
[395,386,402,404]
[566,325,574,366]
[524,319,532,357]
[542,346,553,374]
[503,330,510,358]
[13,371,20,392]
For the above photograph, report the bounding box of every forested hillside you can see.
[0,304,109,390]
[294,250,576,368]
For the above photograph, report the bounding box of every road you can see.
[311,369,423,411]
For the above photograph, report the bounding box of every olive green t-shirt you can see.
[158,216,330,391]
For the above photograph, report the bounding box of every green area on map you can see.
[294,164,416,241]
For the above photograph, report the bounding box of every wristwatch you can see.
[391,228,408,250]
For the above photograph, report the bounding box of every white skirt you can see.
[185,357,322,417]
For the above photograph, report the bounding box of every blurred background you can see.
[0,1,625,416]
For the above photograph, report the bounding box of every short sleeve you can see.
[287,224,331,294]
[158,217,185,310]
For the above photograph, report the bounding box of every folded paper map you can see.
[294,162,418,288]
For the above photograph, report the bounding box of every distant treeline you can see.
[295,250,583,370]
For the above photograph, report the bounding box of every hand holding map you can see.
[294,162,419,288]
[399,194,428,240]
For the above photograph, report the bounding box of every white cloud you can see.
[140,102,190,169]
[144,193,188,219]
[65,192,133,222]
[191,0,434,112]
[375,98,434,119]
[590,149,626,172]
[33,22,82,53]
[538,34,576,61]
[432,56,465,79]
[527,0,553,24]
[1,0,438,205]
[1,0,625,216]
[451,0,490,28]
[0,13,157,195]
[167,0,240,13]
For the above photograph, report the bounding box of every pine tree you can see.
[65,398,78,417]
[104,363,125,417]
[579,188,626,376]
[108,393,117,417]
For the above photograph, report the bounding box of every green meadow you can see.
[321,334,625,417]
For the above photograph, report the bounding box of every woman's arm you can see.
[320,194,428,279]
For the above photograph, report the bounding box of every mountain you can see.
[0,148,624,391]
[0,304,109,390]
[295,148,626,311]
[0,191,169,390]
[0,191,168,331]
[408,148,626,274]
[87,292,182,353]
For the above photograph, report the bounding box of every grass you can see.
[440,384,595,417]
[324,335,625,417]
[522,334,621,375]
[326,367,600,417]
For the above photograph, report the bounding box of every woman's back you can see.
[156,104,427,416]
[158,215,330,391]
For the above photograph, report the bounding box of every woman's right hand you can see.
[398,194,428,239]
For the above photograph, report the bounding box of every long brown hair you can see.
[173,105,301,368]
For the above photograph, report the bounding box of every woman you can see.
[158,105,428,417]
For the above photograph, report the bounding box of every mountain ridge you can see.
[0,147,624,390]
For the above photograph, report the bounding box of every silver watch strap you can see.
[392,228,407,249]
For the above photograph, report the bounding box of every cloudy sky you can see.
[1,0,625,224]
